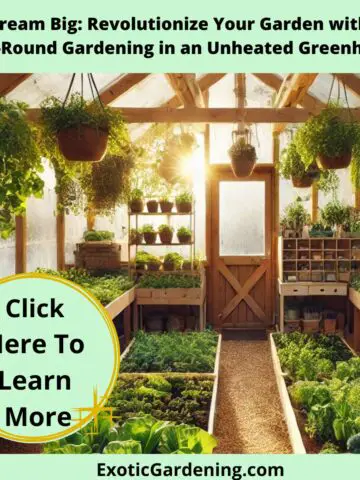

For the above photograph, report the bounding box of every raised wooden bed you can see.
[105,287,135,319]
[349,288,360,352]
[136,283,205,305]
[75,241,122,270]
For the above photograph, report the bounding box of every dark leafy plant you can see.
[320,201,350,229]
[280,199,311,233]
[175,191,193,204]
[163,253,184,270]
[83,230,114,241]
[348,433,360,453]
[158,224,174,234]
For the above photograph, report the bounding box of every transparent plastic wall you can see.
[0,234,15,277]
[65,213,87,265]
[27,160,57,272]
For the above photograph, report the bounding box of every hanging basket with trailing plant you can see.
[228,133,256,178]
[295,103,356,171]
[279,140,318,188]
[41,74,128,163]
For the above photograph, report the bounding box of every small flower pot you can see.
[129,199,144,213]
[130,232,143,245]
[230,155,256,178]
[147,261,161,271]
[182,261,192,271]
[178,233,192,244]
[143,232,157,244]
[159,231,173,244]
[292,175,313,188]
[317,151,352,170]
[163,261,176,271]
[147,200,159,213]
[159,200,174,213]
[57,125,108,162]
[176,202,192,213]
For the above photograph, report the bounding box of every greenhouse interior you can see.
[1,72,360,454]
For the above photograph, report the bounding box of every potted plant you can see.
[128,189,144,213]
[280,199,311,238]
[163,252,183,271]
[177,226,192,244]
[135,251,151,270]
[341,207,360,238]
[0,98,44,239]
[182,259,192,271]
[146,254,162,271]
[158,224,174,244]
[141,224,157,244]
[295,104,356,170]
[41,93,127,162]
[159,196,174,213]
[175,191,193,213]
[279,141,319,188]
[228,135,256,178]
[83,230,114,241]
[129,228,143,245]
[320,201,350,237]
[146,199,159,213]
[309,223,334,238]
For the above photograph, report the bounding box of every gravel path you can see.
[214,339,292,454]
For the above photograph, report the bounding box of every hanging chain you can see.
[61,73,105,110]
[326,75,335,106]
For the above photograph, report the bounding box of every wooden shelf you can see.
[129,212,193,216]
[137,242,194,246]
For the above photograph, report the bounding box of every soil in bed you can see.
[214,339,292,453]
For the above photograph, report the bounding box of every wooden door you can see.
[209,166,274,330]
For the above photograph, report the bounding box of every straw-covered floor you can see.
[214,339,292,454]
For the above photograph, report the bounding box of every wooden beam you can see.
[311,183,319,222]
[99,73,150,105]
[334,74,360,99]
[56,208,65,270]
[27,106,360,124]
[273,74,318,133]
[254,73,325,112]
[15,215,27,274]
[0,74,31,96]
[165,73,205,107]
[272,132,280,324]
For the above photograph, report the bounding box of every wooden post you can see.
[204,90,212,325]
[87,206,95,231]
[311,183,319,222]
[15,214,27,274]
[272,132,280,325]
[56,208,66,270]
[355,190,360,210]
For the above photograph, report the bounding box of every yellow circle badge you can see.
[0,274,120,443]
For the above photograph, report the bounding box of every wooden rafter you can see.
[334,74,360,99]
[99,73,150,105]
[165,73,205,107]
[26,106,360,124]
[0,74,32,96]
[272,73,318,132]
[254,73,325,112]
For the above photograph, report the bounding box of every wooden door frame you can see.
[207,164,275,329]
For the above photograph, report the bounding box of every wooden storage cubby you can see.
[279,237,360,283]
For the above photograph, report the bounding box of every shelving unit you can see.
[279,237,360,283]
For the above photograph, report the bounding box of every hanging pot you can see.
[158,152,182,184]
[317,151,352,170]
[228,132,256,178]
[146,200,159,213]
[57,125,108,162]
[292,175,314,188]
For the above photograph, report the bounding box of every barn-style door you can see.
[209,167,274,330]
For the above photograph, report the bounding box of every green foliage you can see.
[320,201,350,228]
[83,230,114,241]
[347,433,360,453]
[36,268,133,305]
[280,198,311,232]
[0,98,44,238]
[129,188,144,201]
[107,374,214,429]
[316,170,340,196]
[289,381,332,411]
[175,191,193,204]
[137,273,201,289]
[163,252,184,269]
[309,222,333,237]
[177,226,192,236]
[320,442,340,454]
[228,137,256,161]
[279,141,308,180]
[294,104,356,168]
[121,331,218,373]
[141,224,156,233]
[158,224,174,233]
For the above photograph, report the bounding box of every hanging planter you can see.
[228,133,256,178]
[57,125,108,162]
[291,175,314,189]
[317,151,352,170]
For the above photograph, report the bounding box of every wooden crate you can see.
[75,241,122,270]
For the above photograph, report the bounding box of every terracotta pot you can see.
[159,231,173,244]
[147,200,159,213]
[182,261,192,271]
[159,200,174,213]
[292,175,313,188]
[163,261,176,271]
[129,199,144,213]
[178,233,192,244]
[143,232,157,244]
[147,261,161,271]
[176,202,192,213]
[317,151,352,170]
[57,125,108,162]
[230,154,255,178]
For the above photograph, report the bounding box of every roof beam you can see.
[26,106,360,124]
[99,73,150,105]
[165,73,205,107]
[0,74,32,96]
[272,73,318,132]
[334,74,360,99]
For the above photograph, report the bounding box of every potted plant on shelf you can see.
[182,259,192,271]
[141,224,157,244]
[40,92,127,163]
[341,207,360,238]
[163,252,184,271]
[294,104,356,170]
[158,224,174,244]
[280,199,311,238]
[279,141,319,188]
[175,191,193,213]
[146,199,159,213]
[146,254,162,271]
[309,223,334,238]
[128,189,144,213]
[159,196,174,213]
[320,200,351,237]
[0,98,44,239]
[177,226,192,244]
[135,251,151,270]
[129,228,143,245]
[228,134,256,178]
